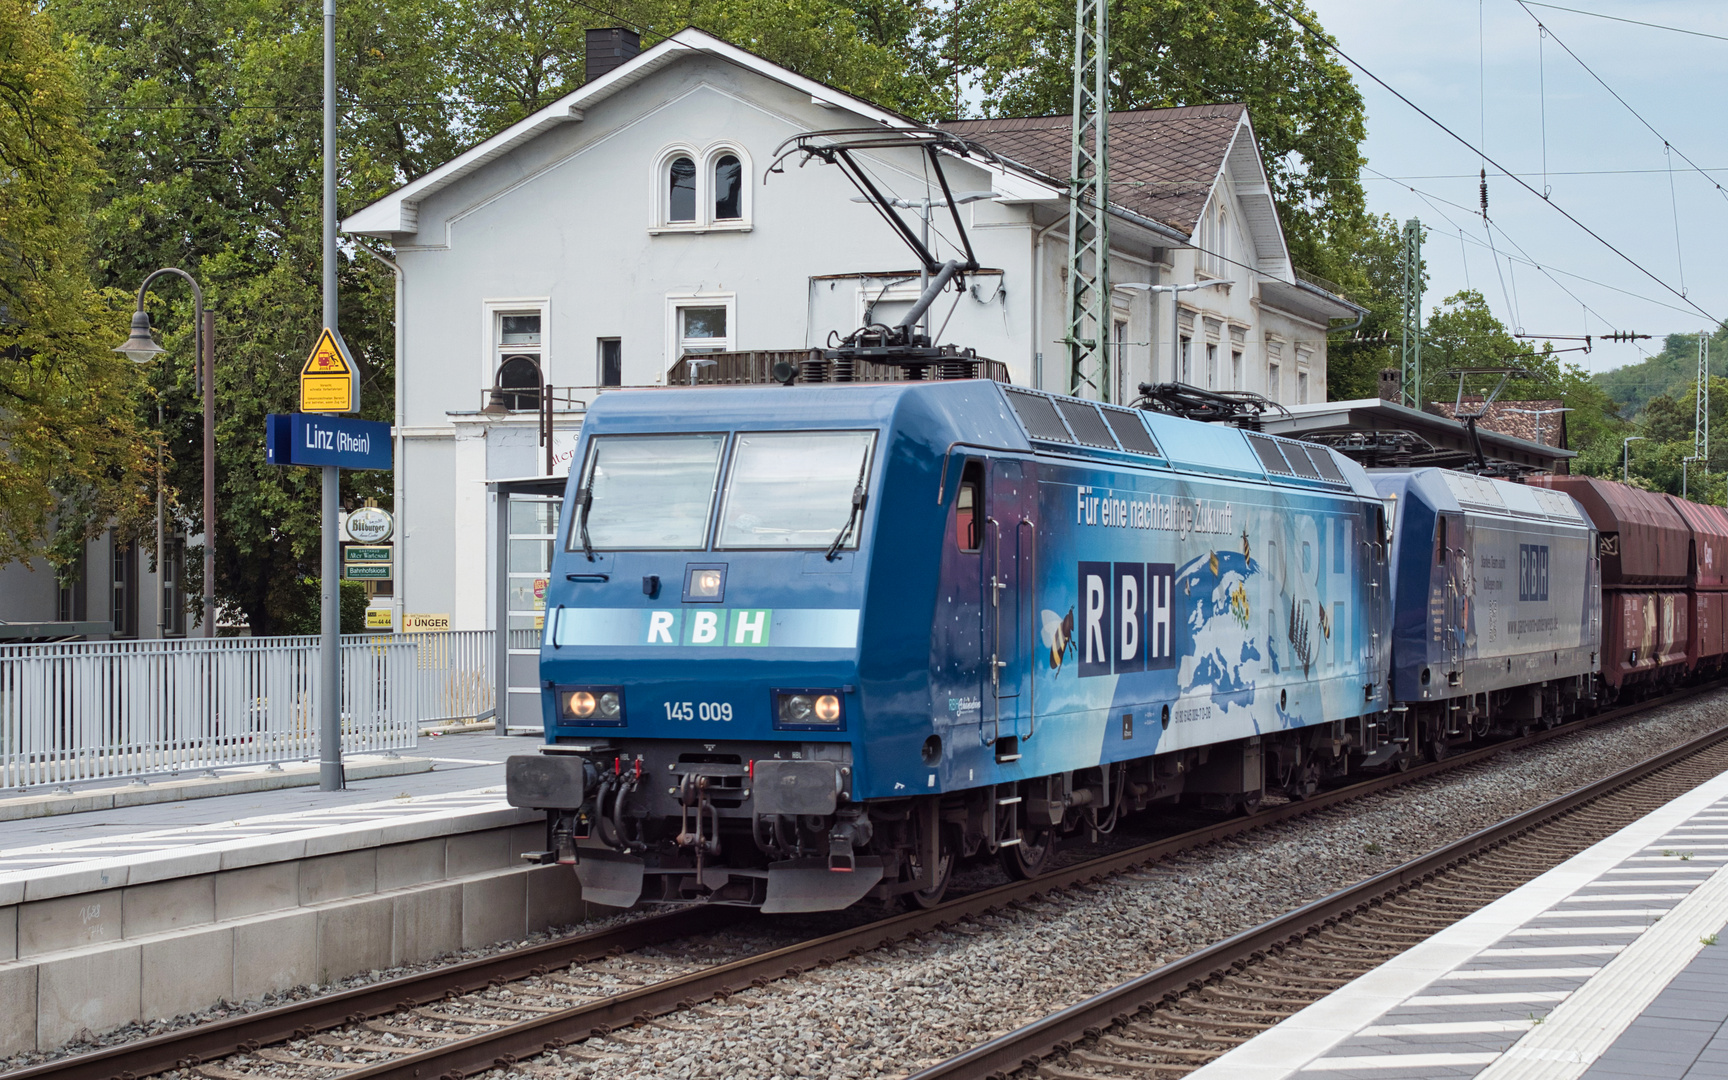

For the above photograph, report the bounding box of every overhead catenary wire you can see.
[1521,1,1728,44]
[1514,1,1728,212]
[1257,0,1718,325]
[1371,165,1687,327]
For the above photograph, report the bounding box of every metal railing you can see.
[667,349,1012,386]
[0,630,495,788]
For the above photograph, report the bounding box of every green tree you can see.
[0,0,150,573]
[1314,213,1406,402]
[61,0,457,632]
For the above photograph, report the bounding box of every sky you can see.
[1302,0,1728,376]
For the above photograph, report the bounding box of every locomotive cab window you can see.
[955,462,983,552]
[570,433,725,551]
[717,431,876,550]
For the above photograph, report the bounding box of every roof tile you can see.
[941,104,1244,235]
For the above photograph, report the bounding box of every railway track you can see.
[905,705,1728,1080]
[11,686,1721,1080]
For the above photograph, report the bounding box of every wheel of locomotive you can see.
[1430,736,1450,763]
[1000,827,1055,880]
[904,825,956,909]
[1239,789,1264,816]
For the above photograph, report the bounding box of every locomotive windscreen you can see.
[572,433,724,550]
[717,431,875,549]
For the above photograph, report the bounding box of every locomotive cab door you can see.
[1439,512,1466,688]
[985,459,1034,759]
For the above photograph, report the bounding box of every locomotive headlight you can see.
[558,685,625,726]
[774,689,844,729]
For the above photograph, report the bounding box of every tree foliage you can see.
[0,0,149,574]
[1592,328,1728,418]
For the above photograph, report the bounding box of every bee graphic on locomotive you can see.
[507,379,1407,912]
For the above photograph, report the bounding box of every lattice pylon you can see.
[1697,331,1709,470]
[1400,218,1423,410]
[1064,0,1109,400]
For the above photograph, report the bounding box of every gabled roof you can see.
[343,27,922,236]
[1431,398,1569,449]
[941,105,1243,237]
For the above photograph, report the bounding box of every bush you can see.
[273,577,373,635]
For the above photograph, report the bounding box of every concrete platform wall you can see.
[0,823,595,1054]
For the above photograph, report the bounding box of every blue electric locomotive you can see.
[1372,468,1599,753]
[507,379,1399,912]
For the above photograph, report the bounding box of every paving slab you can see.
[1189,765,1728,1080]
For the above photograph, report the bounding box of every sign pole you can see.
[319,0,343,792]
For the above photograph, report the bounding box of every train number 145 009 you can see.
[664,701,733,722]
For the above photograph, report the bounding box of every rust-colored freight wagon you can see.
[1529,476,1691,691]
[1665,496,1728,674]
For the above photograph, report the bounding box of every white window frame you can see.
[1296,347,1313,406]
[479,298,552,397]
[666,292,736,371]
[650,143,754,234]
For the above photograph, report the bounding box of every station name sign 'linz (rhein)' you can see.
[265,413,392,471]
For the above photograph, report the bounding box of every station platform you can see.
[1192,767,1728,1080]
[0,732,605,1057]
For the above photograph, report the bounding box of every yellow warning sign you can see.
[299,328,356,413]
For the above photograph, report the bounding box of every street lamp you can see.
[1507,407,1573,448]
[1623,435,1646,483]
[1116,280,1235,389]
[114,268,216,638]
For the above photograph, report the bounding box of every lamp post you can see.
[1507,406,1573,448]
[114,269,216,638]
[1116,279,1235,389]
[1623,435,1646,483]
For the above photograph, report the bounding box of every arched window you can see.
[494,353,542,411]
[713,154,742,220]
[668,156,696,223]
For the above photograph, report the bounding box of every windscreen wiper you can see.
[576,486,595,561]
[825,452,870,561]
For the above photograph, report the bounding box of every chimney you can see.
[586,28,641,83]
[1378,367,1401,402]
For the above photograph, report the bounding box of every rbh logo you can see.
[1079,562,1176,677]
[1518,544,1550,602]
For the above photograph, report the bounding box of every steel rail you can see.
[11,683,1716,1080]
[1,906,751,1080]
[905,705,1728,1080]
